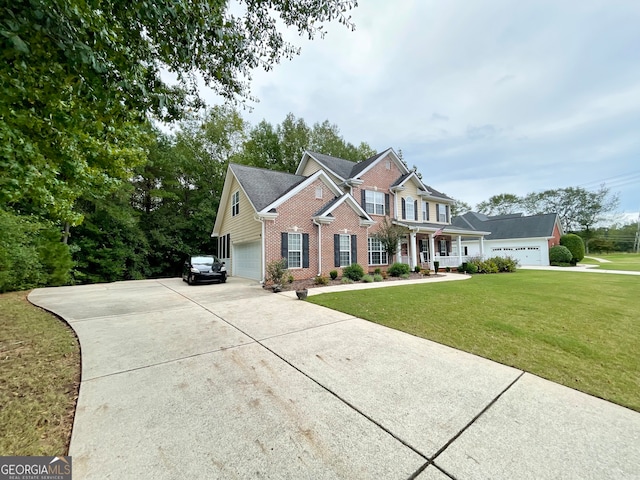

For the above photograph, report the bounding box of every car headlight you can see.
[190,267,200,273]
[220,266,226,272]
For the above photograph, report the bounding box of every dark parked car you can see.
[182,255,227,285]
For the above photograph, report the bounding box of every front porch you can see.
[393,221,490,272]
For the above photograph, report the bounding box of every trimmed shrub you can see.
[329,270,338,280]
[341,277,354,284]
[466,262,478,274]
[445,266,451,272]
[362,274,374,283]
[414,265,421,273]
[493,256,518,272]
[314,275,328,285]
[388,262,411,277]
[560,234,585,265]
[374,267,382,275]
[373,274,383,282]
[266,258,288,285]
[549,245,573,265]
[433,260,440,272]
[400,273,410,279]
[342,263,365,281]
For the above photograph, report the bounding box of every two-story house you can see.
[212,148,487,281]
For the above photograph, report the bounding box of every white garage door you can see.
[491,246,543,266]
[233,241,261,280]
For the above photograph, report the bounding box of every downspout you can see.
[313,219,322,276]
[261,217,266,283]
[255,215,267,284]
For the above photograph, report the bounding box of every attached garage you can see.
[491,245,543,266]
[233,241,261,280]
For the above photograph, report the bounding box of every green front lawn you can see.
[582,253,640,271]
[308,270,640,411]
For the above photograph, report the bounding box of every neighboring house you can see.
[212,149,487,281]
[451,212,563,266]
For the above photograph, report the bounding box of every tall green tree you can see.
[242,120,283,170]
[523,186,618,232]
[278,113,312,172]
[476,194,522,216]
[1,0,358,225]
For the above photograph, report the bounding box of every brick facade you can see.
[264,178,370,280]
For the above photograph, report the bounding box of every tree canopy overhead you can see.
[1,0,358,224]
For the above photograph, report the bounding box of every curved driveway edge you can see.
[28,276,640,479]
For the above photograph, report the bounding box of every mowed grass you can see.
[582,253,640,271]
[308,270,640,411]
[0,291,80,455]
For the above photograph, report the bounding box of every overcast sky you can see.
[203,0,640,219]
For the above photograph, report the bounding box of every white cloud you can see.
[198,0,640,213]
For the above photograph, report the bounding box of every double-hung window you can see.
[288,233,302,268]
[437,203,448,223]
[339,234,351,266]
[368,237,388,265]
[365,191,385,215]
[232,191,240,216]
[422,201,429,221]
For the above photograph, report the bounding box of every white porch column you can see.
[396,238,402,264]
[480,236,485,258]
[457,235,462,265]
[409,231,417,268]
[429,234,436,267]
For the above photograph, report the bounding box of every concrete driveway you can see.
[29,276,640,479]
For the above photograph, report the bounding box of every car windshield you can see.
[191,256,218,266]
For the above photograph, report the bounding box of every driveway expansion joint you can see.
[165,282,432,462]
[430,370,525,464]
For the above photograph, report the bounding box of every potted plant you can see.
[433,260,440,275]
[295,289,308,300]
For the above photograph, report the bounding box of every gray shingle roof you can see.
[350,151,387,177]
[230,163,306,211]
[313,196,341,217]
[307,152,356,179]
[423,185,453,200]
[451,212,558,239]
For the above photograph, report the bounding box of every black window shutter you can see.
[361,189,366,210]
[426,203,430,221]
[385,194,390,215]
[351,235,357,264]
[446,205,450,223]
[401,198,406,219]
[302,233,309,268]
[414,200,418,221]
[281,232,288,262]
[334,234,340,267]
